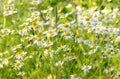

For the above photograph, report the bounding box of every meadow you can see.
[0,0,120,79]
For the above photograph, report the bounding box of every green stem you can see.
[55,6,58,26]
[3,5,6,28]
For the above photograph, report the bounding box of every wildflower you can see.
[44,49,54,57]
[113,76,120,79]
[30,0,41,5]
[74,34,83,43]
[63,56,77,61]
[14,60,23,69]
[81,65,92,75]
[43,29,58,38]
[3,10,12,16]
[70,74,82,79]
[103,49,114,58]
[58,23,70,31]
[55,61,64,67]
[34,37,44,45]
[36,18,44,26]
[43,40,53,47]
[103,67,114,74]
[1,28,14,35]
[31,11,40,16]
[0,63,3,68]
[3,0,18,16]
[17,71,25,76]
[62,31,73,39]
[15,51,27,59]
[2,58,9,65]
[12,44,22,52]
[115,36,120,43]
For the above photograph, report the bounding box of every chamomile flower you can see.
[3,0,18,16]
[15,51,27,59]
[31,11,40,16]
[63,56,77,61]
[103,49,114,58]
[14,60,24,70]
[113,76,120,79]
[43,29,58,38]
[55,61,64,67]
[81,65,92,75]
[62,31,73,39]
[43,40,53,47]
[34,37,44,45]
[36,18,44,26]
[1,28,14,35]
[74,34,83,43]
[17,71,25,76]
[70,74,82,79]
[115,36,120,43]
[58,23,70,31]
[30,0,41,5]
[12,44,22,52]
[0,63,3,68]
[103,67,114,74]
[2,58,9,65]
[44,49,54,57]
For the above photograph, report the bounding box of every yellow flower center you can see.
[36,37,41,41]
[86,21,90,25]
[92,44,96,47]
[15,61,20,67]
[11,8,16,12]
[86,16,90,20]
[34,25,38,29]
[64,32,70,36]
[106,50,111,54]
[63,24,69,28]
[75,35,80,38]
[73,74,78,78]
[32,1,37,5]
[48,32,53,36]
[16,52,24,57]
[32,22,36,25]
[4,11,9,15]
[46,40,50,45]
[37,18,42,21]
[24,25,28,29]
[113,77,118,79]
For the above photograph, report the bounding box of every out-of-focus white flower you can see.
[81,65,92,75]
[14,60,24,70]
[31,11,40,16]
[115,36,120,43]
[74,34,83,43]
[55,61,64,67]
[17,71,25,76]
[44,49,54,57]
[43,29,58,38]
[30,0,41,5]
[63,56,77,61]
[66,4,72,8]
[62,31,73,39]
[43,40,53,47]
[2,58,9,65]
[15,51,27,59]
[0,63,3,68]
[34,37,44,45]
[58,23,70,31]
